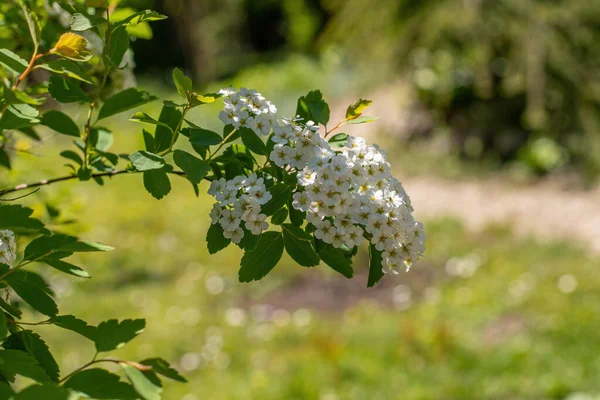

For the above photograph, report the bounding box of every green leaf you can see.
[3,331,60,382]
[206,223,230,254]
[0,297,22,319]
[296,90,330,125]
[368,244,385,287]
[240,127,267,155]
[50,315,96,340]
[0,350,51,383]
[64,369,137,399]
[0,49,28,75]
[316,241,354,278]
[42,257,89,278]
[143,169,171,200]
[98,88,157,120]
[89,127,114,152]
[173,150,210,184]
[40,110,79,137]
[129,151,165,171]
[0,205,47,234]
[346,98,372,118]
[139,358,187,382]
[238,231,284,282]
[288,199,305,227]
[12,384,70,400]
[93,319,146,352]
[109,25,129,67]
[0,311,7,341]
[0,104,40,130]
[261,184,291,216]
[5,271,57,317]
[48,76,90,103]
[24,233,112,261]
[115,10,168,27]
[121,363,162,400]
[282,224,320,267]
[153,106,181,153]
[345,115,378,125]
[328,133,348,148]
[37,59,94,83]
[187,128,223,146]
[0,382,13,398]
[19,0,41,50]
[143,129,155,152]
[70,13,106,31]
[172,67,192,100]
[271,207,288,225]
[129,112,173,131]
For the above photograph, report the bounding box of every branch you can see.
[0,169,193,197]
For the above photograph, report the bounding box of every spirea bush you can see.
[0,0,424,397]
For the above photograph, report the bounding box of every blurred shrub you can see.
[320,0,600,179]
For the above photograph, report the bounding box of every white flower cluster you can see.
[208,174,272,244]
[0,230,16,267]
[218,87,278,136]
[215,88,425,273]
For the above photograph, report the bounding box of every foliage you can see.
[0,0,418,396]
[320,0,600,179]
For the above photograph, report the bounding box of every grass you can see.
[4,65,600,398]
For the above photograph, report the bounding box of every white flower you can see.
[247,214,269,235]
[210,203,222,225]
[0,230,16,267]
[223,226,244,244]
[269,144,292,168]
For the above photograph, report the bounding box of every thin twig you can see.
[0,169,195,198]
[0,188,40,201]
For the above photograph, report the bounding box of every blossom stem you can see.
[207,129,237,161]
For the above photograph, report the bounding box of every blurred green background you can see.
[4,0,600,398]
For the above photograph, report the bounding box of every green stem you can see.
[159,105,191,156]
[58,358,122,384]
[207,129,237,161]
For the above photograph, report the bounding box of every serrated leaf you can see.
[143,169,171,200]
[40,110,79,137]
[64,369,138,399]
[187,128,223,146]
[121,363,162,400]
[0,382,13,398]
[0,349,50,383]
[139,358,187,382]
[345,115,378,125]
[109,25,129,67]
[98,88,157,120]
[173,150,210,184]
[19,0,41,49]
[0,49,28,75]
[206,223,230,254]
[0,297,21,319]
[240,127,267,155]
[238,231,284,282]
[12,384,70,400]
[153,106,182,153]
[0,205,47,234]
[172,67,192,100]
[3,330,60,382]
[93,319,146,352]
[48,76,91,103]
[5,271,57,317]
[316,241,354,278]
[50,315,96,340]
[261,184,291,216]
[296,90,330,125]
[368,244,385,287]
[24,233,112,261]
[129,151,165,171]
[282,224,320,267]
[346,98,372,118]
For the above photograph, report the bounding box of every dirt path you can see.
[405,176,600,255]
